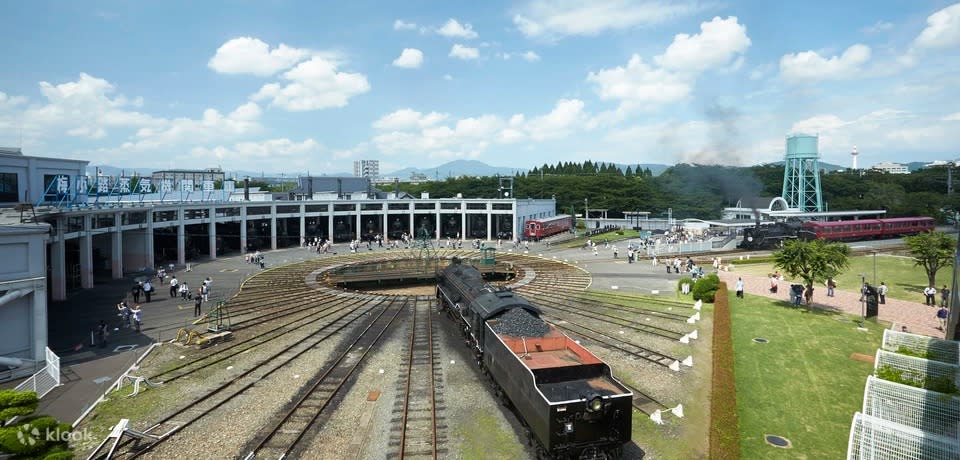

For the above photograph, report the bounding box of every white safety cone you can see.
[681,356,693,367]
[669,360,681,372]
[688,329,699,340]
[679,334,690,344]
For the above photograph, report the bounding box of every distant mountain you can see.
[386,160,524,179]
[87,165,154,177]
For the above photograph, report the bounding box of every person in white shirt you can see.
[169,276,179,298]
[735,278,744,298]
[877,282,888,304]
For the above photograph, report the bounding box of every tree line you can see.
[397,162,960,222]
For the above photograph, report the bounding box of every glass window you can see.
[361,203,383,211]
[492,203,513,210]
[441,202,461,210]
[388,203,409,210]
[466,203,486,210]
[334,204,355,212]
[305,204,327,212]
[277,205,300,214]
[0,173,18,202]
[415,202,435,210]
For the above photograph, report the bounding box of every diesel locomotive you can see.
[436,259,633,459]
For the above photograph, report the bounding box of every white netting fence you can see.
[847,412,960,459]
[882,329,960,365]
[862,375,960,438]
[874,350,960,388]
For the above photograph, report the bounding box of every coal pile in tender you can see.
[492,308,550,337]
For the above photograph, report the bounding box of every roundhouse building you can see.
[0,150,556,377]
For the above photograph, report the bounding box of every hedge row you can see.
[728,256,776,265]
[710,282,740,459]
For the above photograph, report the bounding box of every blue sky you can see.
[1,0,959,175]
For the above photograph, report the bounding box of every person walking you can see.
[131,304,142,332]
[194,293,203,317]
[132,282,142,303]
[941,285,951,308]
[143,280,153,303]
[878,282,888,304]
[827,278,836,297]
[936,306,949,330]
[97,320,108,348]
[169,276,179,298]
[735,277,744,299]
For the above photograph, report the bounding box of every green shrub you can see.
[896,346,934,360]
[692,273,721,302]
[876,365,959,394]
[615,230,624,235]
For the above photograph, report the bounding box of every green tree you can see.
[904,231,956,287]
[773,240,850,307]
[0,390,73,459]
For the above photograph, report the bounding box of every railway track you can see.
[243,297,410,459]
[391,298,444,459]
[548,314,689,370]
[150,296,374,384]
[97,297,396,460]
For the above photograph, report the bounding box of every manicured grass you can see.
[557,229,643,248]
[730,294,886,459]
[731,254,932,303]
[458,411,527,459]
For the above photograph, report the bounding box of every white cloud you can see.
[123,102,264,151]
[437,18,478,39]
[251,57,370,111]
[779,44,871,83]
[392,48,424,69]
[498,51,541,62]
[513,0,703,40]
[443,74,453,81]
[0,91,28,110]
[655,16,751,73]
[784,109,960,162]
[861,20,894,34]
[369,99,587,159]
[942,112,960,121]
[393,19,418,31]
[449,44,479,60]
[524,99,586,140]
[913,3,960,49]
[373,109,449,130]
[190,138,323,170]
[587,55,690,109]
[208,37,311,77]
[586,17,752,117]
[14,73,163,141]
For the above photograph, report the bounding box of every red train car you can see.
[524,214,573,240]
[801,216,934,242]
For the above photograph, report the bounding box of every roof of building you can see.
[0,147,23,155]
[292,176,372,194]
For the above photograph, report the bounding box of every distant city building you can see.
[872,162,909,174]
[409,172,429,182]
[925,160,958,168]
[353,160,379,179]
[152,168,225,189]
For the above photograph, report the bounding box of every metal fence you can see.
[643,241,714,257]
[14,347,61,398]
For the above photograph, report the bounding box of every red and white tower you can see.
[851,145,859,170]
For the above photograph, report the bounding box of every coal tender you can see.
[436,258,632,459]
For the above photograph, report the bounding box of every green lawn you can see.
[730,294,886,459]
[558,229,643,248]
[732,254,934,303]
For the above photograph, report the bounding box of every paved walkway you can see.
[717,270,945,338]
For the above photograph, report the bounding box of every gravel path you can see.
[717,270,945,338]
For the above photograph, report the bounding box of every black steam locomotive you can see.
[738,221,814,250]
[436,259,633,459]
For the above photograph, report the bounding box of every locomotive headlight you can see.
[587,396,603,412]
[747,236,753,242]
[564,422,574,433]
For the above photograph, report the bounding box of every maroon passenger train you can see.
[525,215,573,240]
[801,216,935,241]
[739,216,935,250]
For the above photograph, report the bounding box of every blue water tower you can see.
[781,134,823,213]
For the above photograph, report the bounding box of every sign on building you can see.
[160,179,173,193]
[138,177,152,193]
[97,178,110,194]
[118,177,131,194]
[56,176,70,195]
[223,180,235,192]
[202,180,215,192]
[180,179,194,192]
[76,176,88,195]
